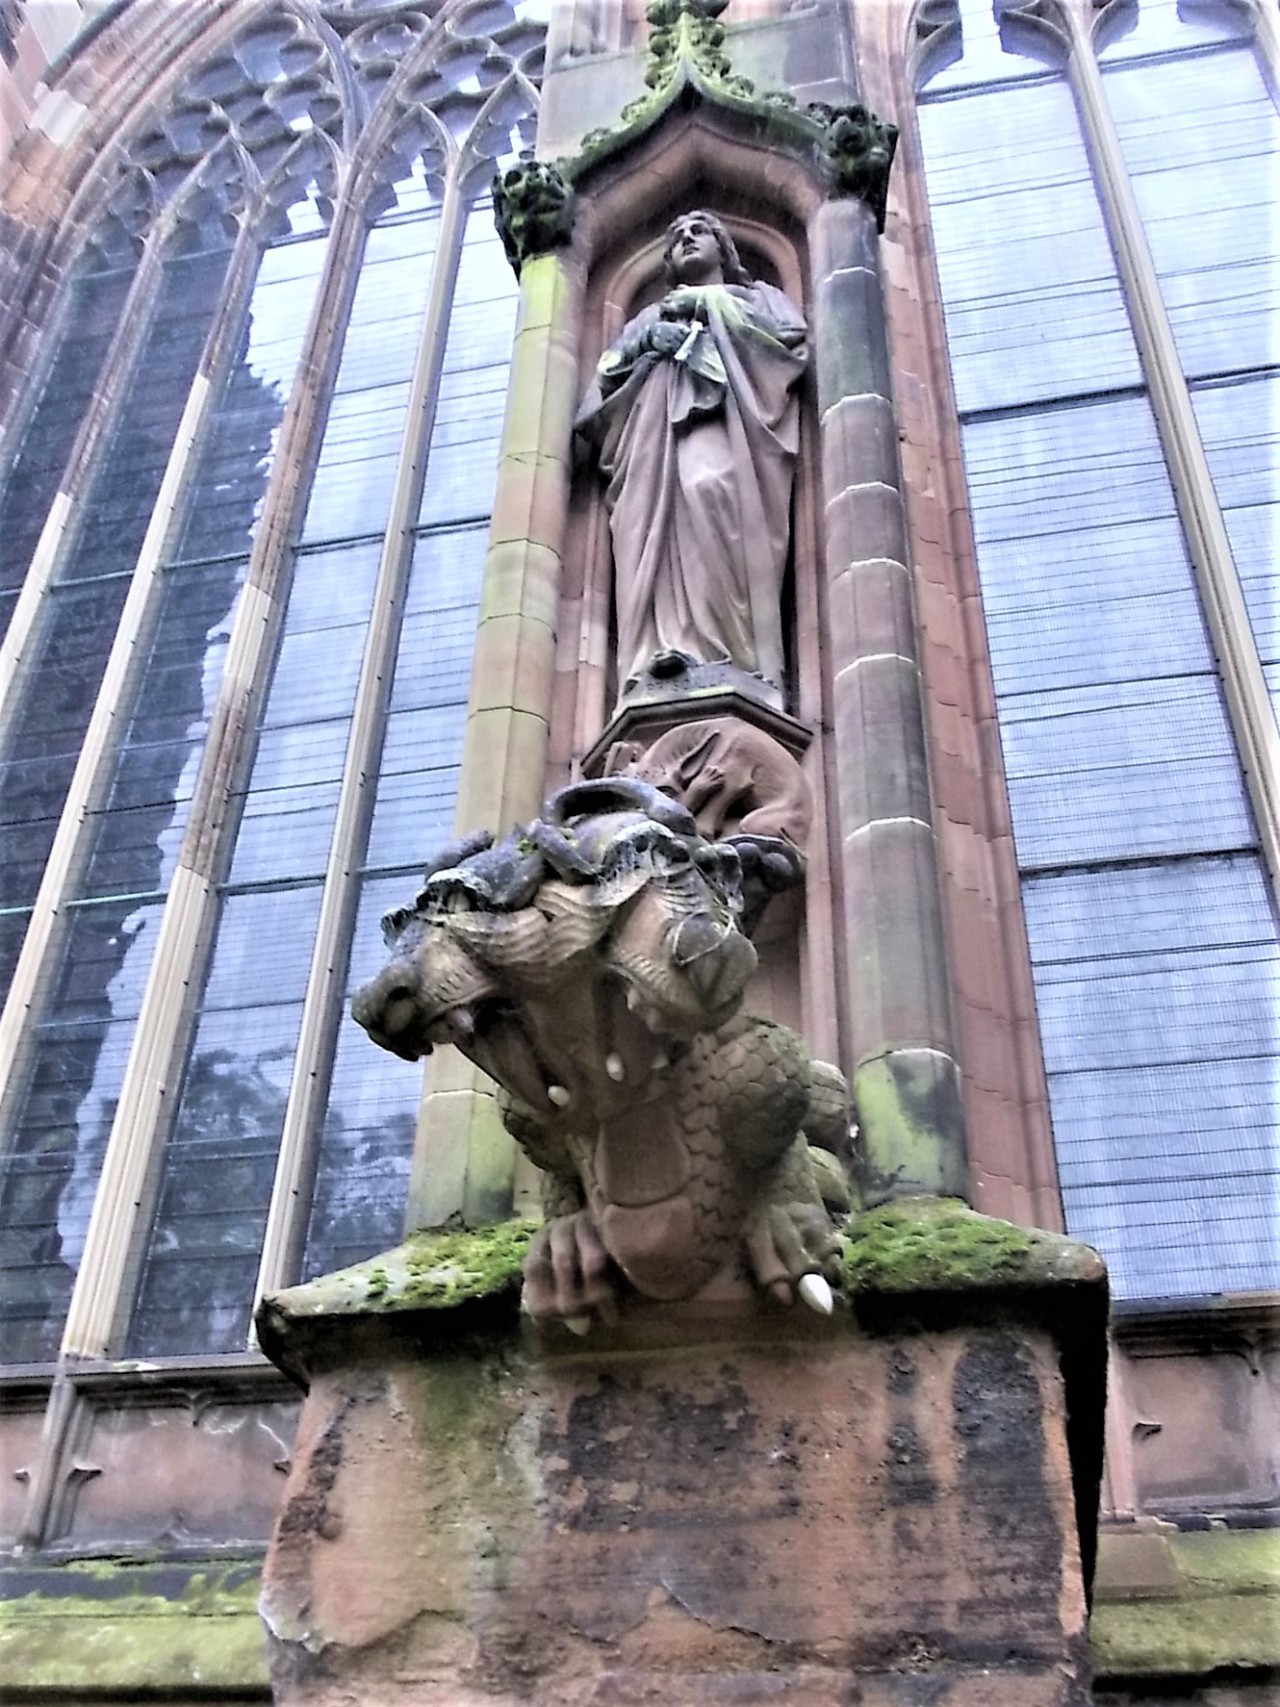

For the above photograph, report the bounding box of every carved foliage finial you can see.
[641,0,755,101]
[809,101,900,231]
[491,159,575,277]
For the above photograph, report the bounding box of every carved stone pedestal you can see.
[257,1202,1107,1706]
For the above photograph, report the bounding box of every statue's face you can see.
[666,213,724,284]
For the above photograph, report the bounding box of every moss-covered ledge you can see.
[840,1196,1106,1298]
[0,1558,268,1698]
[256,1220,537,1388]
[1093,1527,1280,1679]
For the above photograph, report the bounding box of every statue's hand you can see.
[645,319,689,358]
[522,1208,620,1332]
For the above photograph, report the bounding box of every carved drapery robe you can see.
[578,281,807,694]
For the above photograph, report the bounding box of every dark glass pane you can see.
[1024,855,1280,1300]
[0,578,131,923]
[0,257,139,595]
[1106,49,1280,379]
[81,560,244,899]
[0,229,235,944]
[66,230,235,575]
[0,898,161,1363]
[918,80,1141,410]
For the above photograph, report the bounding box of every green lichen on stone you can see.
[1092,1528,1280,1675]
[840,1196,1101,1296]
[852,1052,967,1201]
[0,1559,266,1692]
[263,1219,540,1326]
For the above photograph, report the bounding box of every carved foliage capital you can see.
[809,102,900,231]
[491,159,575,278]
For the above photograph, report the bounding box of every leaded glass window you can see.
[917,0,1280,1302]
[0,0,547,1367]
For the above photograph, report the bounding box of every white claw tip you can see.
[652,1052,670,1072]
[563,1315,591,1336]
[547,1083,571,1108]
[605,1051,625,1082]
[798,1273,834,1316]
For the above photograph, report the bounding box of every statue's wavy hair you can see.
[662,210,752,287]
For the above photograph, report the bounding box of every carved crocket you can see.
[351,777,852,1330]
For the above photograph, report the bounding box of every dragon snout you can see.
[352,961,428,1061]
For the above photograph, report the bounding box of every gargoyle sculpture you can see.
[352,777,852,1330]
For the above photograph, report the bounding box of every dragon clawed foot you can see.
[745,1199,842,1315]
[522,1209,620,1335]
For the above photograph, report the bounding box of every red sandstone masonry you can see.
[262,1314,1095,1706]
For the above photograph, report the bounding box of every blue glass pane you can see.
[363,525,486,870]
[1193,374,1280,708]
[0,897,162,1363]
[172,230,328,566]
[126,883,322,1356]
[228,540,382,885]
[300,208,441,544]
[301,874,423,1280]
[1106,49,1280,379]
[962,396,1251,865]
[1099,0,1251,61]
[922,0,1047,91]
[1024,855,1280,1300]
[418,206,519,527]
[918,81,1141,410]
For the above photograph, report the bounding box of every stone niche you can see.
[257,1203,1107,1706]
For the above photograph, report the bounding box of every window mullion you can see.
[1061,0,1280,893]
[252,169,469,1311]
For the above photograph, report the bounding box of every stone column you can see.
[811,194,968,1203]
[407,250,582,1233]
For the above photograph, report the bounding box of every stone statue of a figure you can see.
[577,211,808,698]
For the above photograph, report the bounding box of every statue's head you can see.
[663,210,751,287]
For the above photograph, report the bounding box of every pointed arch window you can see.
[0,0,548,1370]
[915,0,1279,1304]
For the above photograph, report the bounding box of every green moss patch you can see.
[841,1196,1104,1297]
[263,1219,539,1324]
[0,1559,267,1693]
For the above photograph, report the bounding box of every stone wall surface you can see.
[260,1312,1093,1705]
